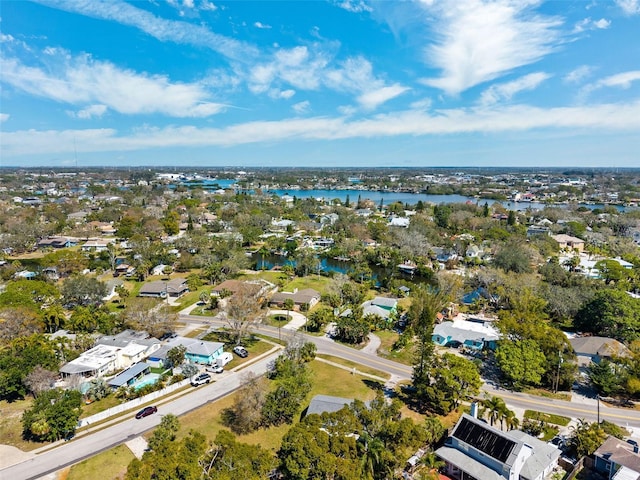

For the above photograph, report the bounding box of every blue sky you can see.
[1,0,639,168]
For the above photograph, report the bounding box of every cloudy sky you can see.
[1,0,639,168]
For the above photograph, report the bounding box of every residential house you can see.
[138,278,189,298]
[148,336,225,367]
[107,362,152,389]
[466,245,483,259]
[211,279,274,300]
[432,318,500,350]
[569,336,631,366]
[81,238,113,252]
[388,216,410,228]
[552,234,585,252]
[305,394,354,417]
[361,296,398,321]
[37,236,78,249]
[593,435,640,480]
[436,413,561,480]
[527,225,551,237]
[269,288,321,310]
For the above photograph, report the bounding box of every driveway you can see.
[269,309,307,331]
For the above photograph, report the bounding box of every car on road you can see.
[233,345,249,358]
[135,406,157,419]
[190,372,212,386]
[206,364,224,374]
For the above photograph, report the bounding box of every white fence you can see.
[78,378,191,427]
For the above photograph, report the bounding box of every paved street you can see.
[0,352,280,480]
[6,311,640,479]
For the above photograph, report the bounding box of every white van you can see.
[216,352,233,367]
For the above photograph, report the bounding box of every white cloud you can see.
[254,21,271,29]
[0,113,9,123]
[420,0,561,95]
[334,0,372,13]
[573,17,611,33]
[268,89,296,99]
[69,104,108,119]
[479,72,551,106]
[33,0,257,61]
[564,65,594,84]
[2,52,224,117]
[357,84,409,110]
[4,100,640,157]
[292,101,311,114]
[410,98,432,110]
[582,71,640,97]
[615,0,640,15]
[200,1,217,11]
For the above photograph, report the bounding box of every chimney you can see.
[470,402,479,419]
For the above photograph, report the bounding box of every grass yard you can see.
[80,395,122,418]
[524,410,571,426]
[175,359,384,453]
[375,330,415,365]
[523,388,572,401]
[316,354,391,380]
[0,398,47,451]
[66,444,135,480]
[282,275,332,294]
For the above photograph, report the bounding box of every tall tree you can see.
[224,284,265,345]
[495,339,547,390]
[410,287,447,403]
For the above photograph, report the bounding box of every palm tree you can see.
[480,395,507,427]
[358,432,388,480]
[419,452,445,480]
[504,409,520,431]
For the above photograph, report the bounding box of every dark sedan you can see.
[135,406,157,419]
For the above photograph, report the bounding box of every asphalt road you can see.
[6,313,640,478]
[181,314,640,427]
[0,352,280,480]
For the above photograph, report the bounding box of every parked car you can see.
[135,406,157,419]
[216,352,233,366]
[206,364,224,374]
[233,345,249,358]
[190,372,212,386]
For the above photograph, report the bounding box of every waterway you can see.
[181,180,631,212]
[252,252,420,286]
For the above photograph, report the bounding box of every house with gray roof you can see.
[436,413,560,480]
[305,394,354,417]
[148,336,225,367]
[107,362,151,388]
[593,435,640,480]
[269,288,321,310]
[138,278,188,298]
[569,336,631,366]
[361,296,399,321]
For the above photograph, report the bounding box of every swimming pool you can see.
[133,373,161,390]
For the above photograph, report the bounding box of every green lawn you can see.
[0,398,44,452]
[175,359,383,453]
[66,444,135,480]
[316,354,390,380]
[282,275,332,294]
[80,395,122,418]
[375,330,415,365]
[524,410,571,426]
